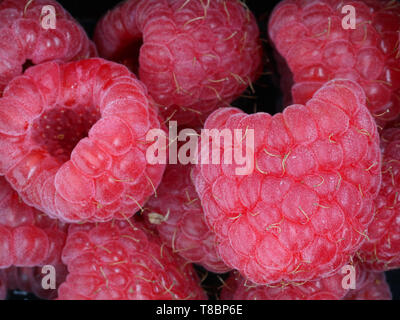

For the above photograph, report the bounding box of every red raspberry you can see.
[358,126,400,271]
[268,0,400,123]
[221,262,391,300]
[145,163,230,273]
[1,263,68,300]
[0,0,96,93]
[344,270,391,300]
[0,177,67,268]
[0,58,166,223]
[193,79,381,284]
[220,269,349,300]
[59,220,207,300]
[94,0,262,126]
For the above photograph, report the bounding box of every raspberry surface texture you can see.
[0,177,67,268]
[193,79,381,284]
[359,125,400,271]
[221,262,391,300]
[0,0,96,93]
[220,269,349,300]
[0,58,166,223]
[268,0,400,123]
[145,163,230,273]
[94,0,263,125]
[59,220,207,300]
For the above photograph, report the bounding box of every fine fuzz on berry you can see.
[268,0,400,123]
[94,0,263,125]
[0,0,96,93]
[145,163,230,273]
[0,58,166,223]
[193,79,381,284]
[59,220,207,300]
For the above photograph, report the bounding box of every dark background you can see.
[8,0,400,300]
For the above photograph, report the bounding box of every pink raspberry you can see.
[0,177,67,268]
[59,220,207,300]
[358,126,400,271]
[1,263,67,300]
[94,0,262,126]
[0,58,166,223]
[193,79,381,284]
[221,262,391,300]
[268,0,400,123]
[145,163,230,273]
[344,269,391,300]
[220,269,349,300]
[0,0,96,93]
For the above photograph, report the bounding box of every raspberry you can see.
[94,0,262,126]
[145,163,230,273]
[0,177,67,268]
[268,0,400,123]
[220,270,349,300]
[221,262,392,300]
[193,79,381,284]
[0,58,166,223]
[1,263,67,300]
[0,0,96,93]
[59,220,207,300]
[344,271,392,300]
[358,126,400,271]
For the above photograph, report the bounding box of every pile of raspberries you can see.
[0,0,399,300]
